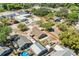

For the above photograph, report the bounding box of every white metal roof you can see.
[0,11,15,16]
[14,13,30,21]
[30,42,46,55]
[47,45,76,56]
[15,15,26,20]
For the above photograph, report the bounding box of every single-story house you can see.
[14,15,28,22]
[31,27,47,40]
[0,46,12,56]
[0,11,16,18]
[0,10,30,19]
[30,42,47,56]
[12,35,32,50]
[14,13,30,22]
[47,44,76,56]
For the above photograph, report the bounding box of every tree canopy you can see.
[37,20,55,30]
[67,11,78,23]
[68,11,78,19]
[1,3,34,10]
[0,24,12,44]
[18,23,28,31]
[57,23,68,31]
[59,23,79,54]
[0,8,5,12]
[69,5,79,11]
[32,8,51,16]
[55,8,68,17]
[45,12,54,19]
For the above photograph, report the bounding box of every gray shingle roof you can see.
[16,35,32,48]
[0,46,11,56]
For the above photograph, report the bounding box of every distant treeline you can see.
[0,3,79,11]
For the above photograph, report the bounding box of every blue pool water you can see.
[20,51,29,56]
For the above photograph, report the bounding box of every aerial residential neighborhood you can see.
[0,3,79,56]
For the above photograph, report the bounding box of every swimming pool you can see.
[20,51,29,56]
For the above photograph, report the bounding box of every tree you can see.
[57,23,68,31]
[59,23,79,54]
[3,4,23,10]
[0,33,7,43]
[38,21,55,30]
[55,7,68,17]
[0,18,13,25]
[1,3,35,11]
[40,3,68,8]
[18,23,28,31]
[0,4,6,12]
[67,11,78,23]
[31,8,36,13]
[40,3,56,8]
[8,4,23,10]
[68,11,78,19]
[32,8,51,16]
[69,4,78,11]
[46,12,54,20]
[0,24,12,44]
[0,18,9,25]
[0,8,5,12]
[23,4,34,9]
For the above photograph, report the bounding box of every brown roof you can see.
[31,27,45,39]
